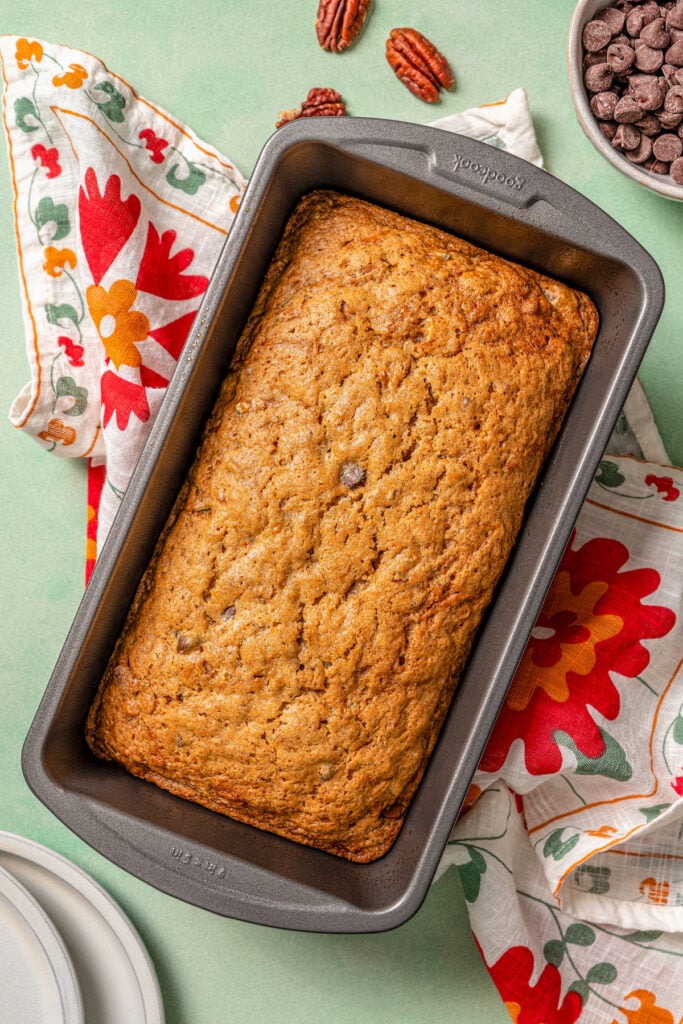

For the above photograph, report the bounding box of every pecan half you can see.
[316,0,372,52]
[276,87,346,128]
[386,28,455,103]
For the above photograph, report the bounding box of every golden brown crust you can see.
[86,191,598,862]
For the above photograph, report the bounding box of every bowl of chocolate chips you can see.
[569,0,683,200]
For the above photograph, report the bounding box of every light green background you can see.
[0,3,681,1022]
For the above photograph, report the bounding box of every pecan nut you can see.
[316,0,372,52]
[386,27,455,103]
[276,88,346,129]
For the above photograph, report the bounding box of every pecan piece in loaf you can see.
[86,190,598,863]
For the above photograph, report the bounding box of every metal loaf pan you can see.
[22,119,664,933]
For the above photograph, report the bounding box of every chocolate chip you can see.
[636,111,662,132]
[668,2,683,30]
[667,38,683,62]
[659,107,683,125]
[613,122,642,148]
[381,803,406,820]
[599,119,619,140]
[176,634,203,654]
[615,93,644,119]
[221,604,237,620]
[671,154,683,179]
[608,41,637,70]
[339,461,366,488]
[640,16,671,46]
[584,19,613,50]
[630,73,667,107]
[625,133,654,159]
[627,8,647,35]
[597,6,627,33]
[585,62,615,91]
[640,2,663,26]
[635,43,665,70]
[592,90,619,118]
[585,48,609,69]
[611,32,632,47]
[653,129,683,156]
[644,155,671,171]
[666,82,683,109]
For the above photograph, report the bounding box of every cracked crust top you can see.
[85,190,598,862]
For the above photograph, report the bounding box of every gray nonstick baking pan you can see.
[22,118,664,933]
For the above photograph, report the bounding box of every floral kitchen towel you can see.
[3,36,682,1024]
[444,450,683,1022]
[1,35,247,576]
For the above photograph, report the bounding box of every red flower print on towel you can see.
[57,335,84,368]
[148,310,199,361]
[78,168,141,285]
[31,143,61,179]
[480,535,675,775]
[487,946,583,1024]
[101,371,150,431]
[645,475,680,502]
[139,128,169,164]
[135,223,209,300]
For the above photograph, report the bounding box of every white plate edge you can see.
[0,832,165,1024]
[0,860,84,1024]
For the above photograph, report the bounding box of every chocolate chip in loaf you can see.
[176,634,203,653]
[381,803,407,819]
[340,461,366,488]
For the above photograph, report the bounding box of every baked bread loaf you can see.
[85,190,598,862]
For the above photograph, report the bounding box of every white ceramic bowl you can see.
[568,0,683,201]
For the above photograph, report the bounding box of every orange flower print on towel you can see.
[505,572,624,712]
[86,279,149,370]
[638,877,670,905]
[43,246,76,278]
[487,945,583,1024]
[15,38,43,69]
[614,989,679,1024]
[480,534,675,775]
[52,63,88,89]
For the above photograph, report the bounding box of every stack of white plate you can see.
[0,831,165,1023]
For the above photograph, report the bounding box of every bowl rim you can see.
[567,0,683,202]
